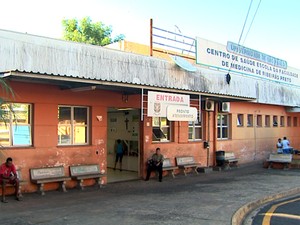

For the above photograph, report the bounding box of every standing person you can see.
[145,148,164,182]
[114,139,124,171]
[282,137,291,154]
[0,157,21,203]
[276,138,283,154]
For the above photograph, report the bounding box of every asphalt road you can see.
[250,195,300,225]
[2,163,300,225]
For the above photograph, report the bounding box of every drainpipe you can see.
[254,111,257,160]
[207,111,210,167]
[213,104,217,167]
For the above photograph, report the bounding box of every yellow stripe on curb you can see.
[262,197,300,225]
[231,187,300,225]
[260,213,300,220]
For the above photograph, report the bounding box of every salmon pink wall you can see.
[1,80,300,193]
[0,81,140,193]
[216,102,300,164]
[142,115,209,178]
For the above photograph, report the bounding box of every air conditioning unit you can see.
[205,100,214,111]
[221,102,230,112]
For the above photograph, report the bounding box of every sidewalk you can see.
[1,162,300,225]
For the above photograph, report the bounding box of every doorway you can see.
[107,108,140,182]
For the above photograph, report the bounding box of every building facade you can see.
[0,30,299,193]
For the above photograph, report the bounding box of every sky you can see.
[0,0,299,68]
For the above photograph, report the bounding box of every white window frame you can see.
[152,117,171,142]
[217,113,229,140]
[188,118,202,141]
[0,103,32,147]
[58,105,89,146]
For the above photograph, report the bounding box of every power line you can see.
[227,0,254,77]
[238,0,253,45]
[242,0,262,45]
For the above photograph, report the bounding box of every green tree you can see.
[62,17,125,46]
[0,78,14,131]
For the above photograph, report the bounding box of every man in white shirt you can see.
[282,137,291,154]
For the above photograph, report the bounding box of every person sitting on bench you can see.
[0,157,21,203]
[145,148,164,182]
[282,137,292,154]
[276,138,283,154]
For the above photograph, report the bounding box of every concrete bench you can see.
[0,170,26,197]
[176,156,201,176]
[70,164,106,190]
[162,158,178,178]
[223,152,238,169]
[30,166,71,195]
[267,153,292,170]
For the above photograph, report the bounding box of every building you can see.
[0,29,299,193]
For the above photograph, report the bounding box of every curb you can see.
[231,187,300,225]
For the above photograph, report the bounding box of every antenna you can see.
[171,25,196,72]
[174,25,184,54]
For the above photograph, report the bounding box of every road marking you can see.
[261,213,300,220]
[262,197,300,225]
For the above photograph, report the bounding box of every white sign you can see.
[196,37,300,86]
[147,91,190,117]
[167,105,197,121]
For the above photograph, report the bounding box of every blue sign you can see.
[227,41,287,69]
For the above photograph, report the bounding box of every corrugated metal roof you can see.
[0,29,258,101]
[3,69,256,101]
[2,30,300,106]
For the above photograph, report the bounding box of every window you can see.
[287,116,291,127]
[58,106,89,145]
[188,118,202,141]
[237,114,244,127]
[280,116,285,127]
[217,114,229,139]
[247,114,253,127]
[152,117,171,142]
[0,103,32,147]
[273,116,278,127]
[256,115,262,127]
[293,117,298,127]
[265,115,270,127]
